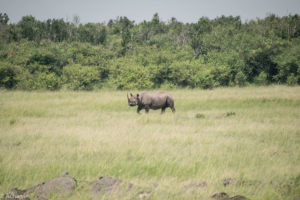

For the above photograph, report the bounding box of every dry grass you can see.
[0,86,299,199]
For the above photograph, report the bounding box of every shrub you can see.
[198,72,214,89]
[109,63,153,90]
[16,71,61,90]
[0,62,22,89]
[235,71,247,87]
[287,73,298,85]
[62,64,100,90]
[210,65,231,87]
[159,81,177,89]
[254,72,268,85]
[167,61,190,87]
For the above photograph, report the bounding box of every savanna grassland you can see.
[0,86,300,199]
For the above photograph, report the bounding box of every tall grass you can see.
[0,86,299,199]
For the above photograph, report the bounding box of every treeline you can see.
[0,13,300,90]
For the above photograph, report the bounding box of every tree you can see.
[78,23,107,45]
[18,16,40,41]
[189,17,212,58]
[0,13,9,25]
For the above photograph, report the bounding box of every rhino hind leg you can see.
[145,105,150,113]
[166,97,175,113]
[171,107,175,113]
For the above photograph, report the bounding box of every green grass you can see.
[0,86,299,199]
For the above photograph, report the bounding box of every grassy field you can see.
[0,86,299,200]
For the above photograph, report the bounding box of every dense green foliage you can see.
[0,13,300,90]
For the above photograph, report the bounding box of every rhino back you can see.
[139,92,172,108]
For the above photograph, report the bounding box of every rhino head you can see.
[127,93,139,106]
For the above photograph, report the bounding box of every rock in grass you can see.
[211,192,229,199]
[3,188,30,200]
[211,192,248,200]
[4,172,76,200]
[229,195,248,200]
[31,172,76,199]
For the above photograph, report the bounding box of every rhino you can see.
[127,91,175,114]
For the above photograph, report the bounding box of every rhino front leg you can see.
[161,107,166,114]
[137,106,143,114]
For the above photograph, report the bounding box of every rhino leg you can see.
[137,106,143,114]
[166,96,175,113]
[161,107,166,114]
[145,105,150,113]
[171,107,176,113]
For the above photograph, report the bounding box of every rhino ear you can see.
[130,93,133,96]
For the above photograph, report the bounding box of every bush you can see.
[62,64,100,90]
[210,65,231,87]
[198,71,214,89]
[287,73,298,85]
[235,71,247,87]
[159,81,177,89]
[109,61,153,89]
[254,72,268,85]
[16,71,61,90]
[167,62,190,87]
[38,73,61,90]
[0,62,22,89]
[164,61,217,89]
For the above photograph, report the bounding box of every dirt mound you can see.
[90,176,121,194]
[3,172,76,200]
[229,195,248,200]
[4,174,248,200]
[3,188,30,200]
[211,192,248,200]
[32,172,76,199]
[211,192,230,199]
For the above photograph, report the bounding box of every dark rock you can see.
[34,172,76,198]
[90,176,121,194]
[3,188,30,200]
[229,195,248,200]
[4,172,76,200]
[211,192,229,200]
